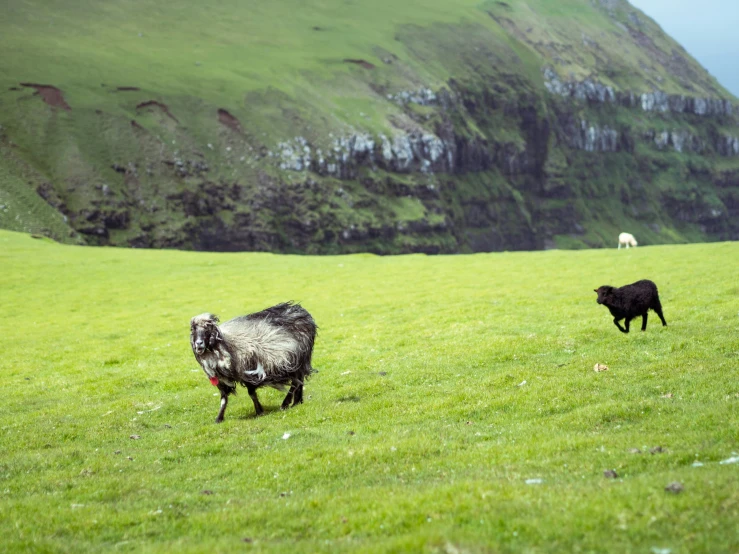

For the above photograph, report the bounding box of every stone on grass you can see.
[664,482,683,494]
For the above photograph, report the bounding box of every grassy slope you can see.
[0,0,492,136]
[489,0,730,95]
[0,0,727,109]
[1,229,737,552]
[1,0,737,251]
[0,164,77,239]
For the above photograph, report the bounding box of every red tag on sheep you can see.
[209,376,219,386]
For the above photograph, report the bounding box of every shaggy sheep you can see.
[618,232,638,249]
[594,279,667,333]
[190,302,317,422]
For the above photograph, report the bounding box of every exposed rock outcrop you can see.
[643,129,739,156]
[716,135,739,157]
[543,68,734,116]
[387,87,438,106]
[543,68,616,104]
[275,131,454,177]
[638,91,733,116]
[569,120,620,152]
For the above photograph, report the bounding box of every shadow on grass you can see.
[337,395,361,403]
[234,403,305,420]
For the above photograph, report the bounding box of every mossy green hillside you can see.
[0,0,737,251]
[1,229,737,552]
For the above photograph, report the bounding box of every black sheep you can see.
[594,279,667,333]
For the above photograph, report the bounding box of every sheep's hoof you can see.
[215,417,224,424]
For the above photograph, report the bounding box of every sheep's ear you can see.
[208,325,223,345]
[207,328,221,349]
[594,289,598,293]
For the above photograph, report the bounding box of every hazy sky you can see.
[628,0,739,97]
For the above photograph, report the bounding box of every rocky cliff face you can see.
[162,71,737,253]
[543,68,734,116]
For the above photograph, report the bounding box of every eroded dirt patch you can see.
[218,108,242,133]
[343,58,375,69]
[20,83,71,110]
[136,100,179,123]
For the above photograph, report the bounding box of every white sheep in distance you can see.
[618,232,638,249]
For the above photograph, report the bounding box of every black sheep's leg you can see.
[654,300,667,326]
[215,385,231,423]
[281,383,296,410]
[623,318,631,333]
[641,312,648,331]
[292,378,304,406]
[613,318,628,333]
[246,385,264,416]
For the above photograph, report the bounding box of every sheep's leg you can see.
[292,378,304,406]
[215,384,235,423]
[641,312,648,331]
[618,242,621,250]
[246,385,264,416]
[613,318,628,333]
[653,302,667,326]
[215,390,229,423]
[281,384,296,410]
[623,318,631,333]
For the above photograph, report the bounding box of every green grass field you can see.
[1,229,737,552]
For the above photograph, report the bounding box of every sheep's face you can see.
[594,286,614,305]
[190,313,221,355]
